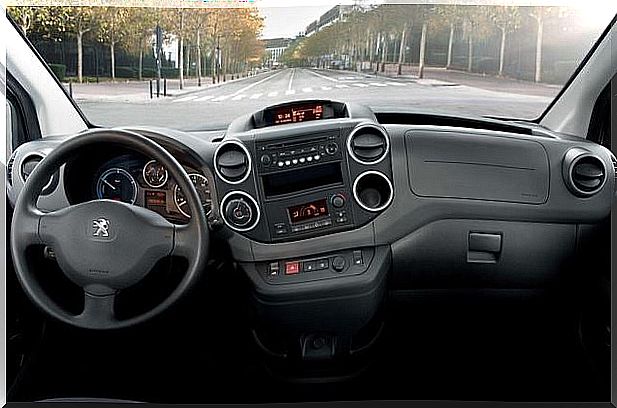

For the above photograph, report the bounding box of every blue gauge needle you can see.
[103,179,117,190]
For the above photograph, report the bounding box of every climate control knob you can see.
[225,198,253,228]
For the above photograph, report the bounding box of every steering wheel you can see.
[10,129,209,330]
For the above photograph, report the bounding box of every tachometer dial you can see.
[174,173,212,218]
[96,168,137,204]
[142,159,168,188]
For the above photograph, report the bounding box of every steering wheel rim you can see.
[10,129,210,330]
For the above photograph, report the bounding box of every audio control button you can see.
[331,194,345,208]
[325,143,338,155]
[260,154,272,166]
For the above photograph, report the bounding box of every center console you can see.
[212,101,394,380]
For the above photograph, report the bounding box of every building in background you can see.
[263,37,293,68]
[305,5,355,36]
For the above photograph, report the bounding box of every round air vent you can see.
[353,170,394,212]
[214,140,251,184]
[20,153,58,195]
[563,149,607,197]
[347,124,390,165]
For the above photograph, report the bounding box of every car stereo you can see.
[255,132,354,241]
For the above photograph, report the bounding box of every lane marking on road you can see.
[213,94,232,101]
[173,95,199,102]
[335,84,349,88]
[302,87,313,93]
[386,82,407,86]
[193,95,214,102]
[369,82,387,87]
[288,68,295,91]
[231,94,246,101]
[229,69,285,97]
[352,83,369,88]
[321,86,332,91]
[267,91,279,97]
[250,93,263,99]
[307,69,339,82]
[285,89,296,95]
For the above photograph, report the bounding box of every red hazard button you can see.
[285,261,300,275]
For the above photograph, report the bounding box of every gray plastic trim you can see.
[19,152,55,192]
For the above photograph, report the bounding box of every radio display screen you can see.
[288,199,329,224]
[262,162,343,197]
[273,103,324,125]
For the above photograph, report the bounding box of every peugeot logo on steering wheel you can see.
[92,218,111,237]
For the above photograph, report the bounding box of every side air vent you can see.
[214,140,251,184]
[347,124,390,165]
[20,153,58,195]
[563,149,607,197]
[7,151,16,186]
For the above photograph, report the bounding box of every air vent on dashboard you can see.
[563,149,607,197]
[7,151,16,186]
[347,124,389,164]
[19,153,58,195]
[214,140,251,184]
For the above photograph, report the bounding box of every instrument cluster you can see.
[93,155,213,223]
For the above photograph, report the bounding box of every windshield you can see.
[8,1,616,131]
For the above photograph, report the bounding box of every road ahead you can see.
[77,68,556,131]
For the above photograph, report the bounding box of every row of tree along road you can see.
[8,6,265,88]
[283,4,601,84]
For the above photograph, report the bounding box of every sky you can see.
[259,5,334,39]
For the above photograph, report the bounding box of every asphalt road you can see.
[77,68,556,131]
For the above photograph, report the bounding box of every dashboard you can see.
[6,100,615,294]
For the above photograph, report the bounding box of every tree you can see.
[530,7,556,83]
[487,6,521,76]
[67,7,97,83]
[125,8,157,81]
[8,6,39,37]
[96,7,131,82]
[436,5,462,69]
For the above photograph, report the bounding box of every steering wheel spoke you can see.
[172,223,199,258]
[77,290,118,328]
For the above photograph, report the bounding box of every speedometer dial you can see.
[96,168,137,204]
[174,173,212,218]
[143,159,168,188]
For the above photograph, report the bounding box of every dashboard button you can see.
[278,161,284,167]
[317,259,329,270]
[285,160,291,166]
[292,159,298,165]
[332,256,346,272]
[314,154,321,160]
[331,194,345,208]
[307,156,313,162]
[285,261,300,275]
[326,143,338,155]
[269,262,280,276]
[353,250,364,265]
[303,261,316,272]
[299,157,306,163]
[261,154,272,166]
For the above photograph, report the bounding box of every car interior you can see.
[3,8,616,405]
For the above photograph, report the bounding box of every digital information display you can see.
[274,104,324,125]
[288,199,329,224]
[145,190,166,207]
